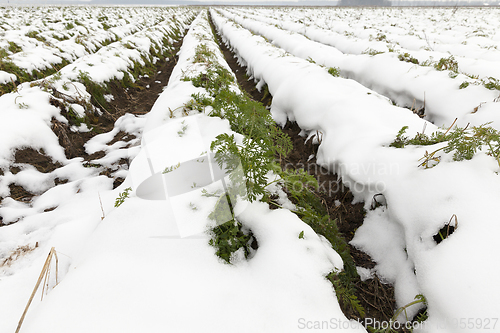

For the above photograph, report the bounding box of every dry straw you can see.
[15,247,59,333]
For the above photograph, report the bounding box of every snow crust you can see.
[0,7,194,332]
[212,8,500,332]
[2,6,500,333]
[222,7,500,129]
[1,9,366,333]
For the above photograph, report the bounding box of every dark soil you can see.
[13,148,62,173]
[50,39,182,161]
[220,43,273,107]
[107,39,183,117]
[3,148,65,204]
[107,131,136,146]
[8,184,33,203]
[210,15,272,108]
[51,117,93,160]
[0,35,184,217]
[280,122,398,326]
[50,38,183,177]
[210,14,403,330]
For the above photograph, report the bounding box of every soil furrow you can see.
[209,13,407,331]
[0,35,184,218]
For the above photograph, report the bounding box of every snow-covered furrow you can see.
[1,10,116,67]
[218,8,500,131]
[45,9,193,88]
[0,6,167,50]
[0,7,190,88]
[212,9,500,332]
[0,8,194,179]
[322,7,500,60]
[0,9,195,220]
[0,8,197,333]
[230,6,500,82]
[53,11,193,85]
[231,7,500,63]
[232,6,500,85]
[0,10,363,333]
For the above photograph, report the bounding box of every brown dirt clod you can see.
[13,148,62,174]
[8,184,34,203]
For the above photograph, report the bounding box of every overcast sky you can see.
[1,0,496,7]
[1,0,340,4]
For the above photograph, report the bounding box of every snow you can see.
[221,7,500,129]
[1,6,500,333]
[0,86,66,165]
[0,7,195,332]
[18,198,356,333]
[0,71,16,84]
[1,8,365,333]
[212,8,500,332]
[0,6,184,76]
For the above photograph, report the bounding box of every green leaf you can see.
[114,187,132,207]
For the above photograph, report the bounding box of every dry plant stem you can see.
[98,192,105,220]
[16,247,58,333]
[447,214,458,236]
[418,118,459,168]
[10,77,19,93]
[418,147,445,168]
[393,297,424,322]
[41,249,59,301]
[486,140,500,166]
[442,118,458,139]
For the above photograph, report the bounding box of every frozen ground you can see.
[1,6,499,333]
[1,9,364,333]
[212,7,500,332]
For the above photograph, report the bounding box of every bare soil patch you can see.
[50,38,183,182]
[46,37,184,164]
[8,184,33,203]
[108,39,182,117]
[13,148,62,173]
[2,148,65,206]
[1,36,184,219]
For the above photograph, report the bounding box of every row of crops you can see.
[0,6,499,333]
[229,7,500,58]
[0,6,195,173]
[0,6,193,93]
[1,9,359,333]
[222,6,500,129]
[0,6,201,332]
[211,7,500,332]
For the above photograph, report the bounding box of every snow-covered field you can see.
[212,6,500,332]
[222,6,500,128]
[0,6,185,88]
[1,6,500,333]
